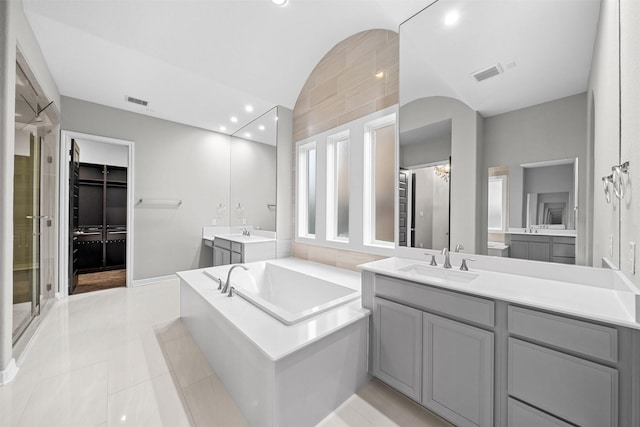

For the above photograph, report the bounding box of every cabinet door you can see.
[372,298,422,401]
[213,246,230,266]
[231,250,242,264]
[528,241,550,262]
[509,241,529,259]
[423,313,494,427]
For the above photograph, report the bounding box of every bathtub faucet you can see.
[221,264,249,296]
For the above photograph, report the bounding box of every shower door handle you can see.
[26,215,51,219]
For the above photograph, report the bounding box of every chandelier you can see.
[434,164,450,182]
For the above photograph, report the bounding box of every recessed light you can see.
[272,0,288,6]
[220,125,227,132]
[244,132,252,138]
[259,125,265,131]
[444,10,460,26]
[230,116,238,123]
[375,71,384,79]
[245,105,254,113]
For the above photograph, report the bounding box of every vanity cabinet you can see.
[372,275,495,427]
[505,234,576,264]
[212,237,276,266]
[213,238,242,266]
[364,272,640,427]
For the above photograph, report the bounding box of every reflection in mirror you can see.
[399,119,451,249]
[399,0,601,265]
[230,107,278,231]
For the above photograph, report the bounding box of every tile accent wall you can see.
[291,29,399,270]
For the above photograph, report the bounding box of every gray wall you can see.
[483,93,587,263]
[400,136,450,168]
[229,136,276,231]
[61,96,230,280]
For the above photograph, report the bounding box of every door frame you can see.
[58,131,135,297]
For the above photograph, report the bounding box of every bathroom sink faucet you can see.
[442,248,452,269]
[241,227,251,236]
[221,264,249,296]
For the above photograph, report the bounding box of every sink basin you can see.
[399,264,479,283]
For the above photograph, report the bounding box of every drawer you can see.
[508,306,617,362]
[508,398,573,427]
[552,236,576,245]
[213,238,231,250]
[508,338,618,427]
[507,234,550,243]
[552,243,575,257]
[375,275,494,327]
[231,242,242,253]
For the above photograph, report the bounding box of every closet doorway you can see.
[60,132,134,297]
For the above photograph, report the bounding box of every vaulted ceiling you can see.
[23,0,429,134]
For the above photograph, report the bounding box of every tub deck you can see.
[177,258,371,427]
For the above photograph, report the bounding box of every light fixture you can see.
[434,164,451,182]
[244,132,252,138]
[375,71,384,79]
[245,105,254,113]
[219,125,227,132]
[272,0,288,6]
[444,10,460,26]
[230,116,238,123]
[258,125,265,131]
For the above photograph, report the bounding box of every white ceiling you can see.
[22,0,428,134]
[400,0,601,117]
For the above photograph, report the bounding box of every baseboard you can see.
[0,359,18,385]
[132,274,178,287]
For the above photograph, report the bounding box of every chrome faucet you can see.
[454,243,464,252]
[442,248,452,269]
[221,264,249,296]
[241,227,251,236]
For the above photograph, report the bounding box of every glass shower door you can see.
[13,133,41,343]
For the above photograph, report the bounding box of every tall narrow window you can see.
[327,131,350,241]
[488,175,507,231]
[364,113,396,247]
[297,141,317,238]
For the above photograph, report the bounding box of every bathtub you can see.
[178,258,370,427]
[204,261,360,325]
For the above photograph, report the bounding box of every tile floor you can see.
[0,278,452,427]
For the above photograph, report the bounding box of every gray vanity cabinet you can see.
[213,238,242,266]
[372,297,422,401]
[422,313,494,427]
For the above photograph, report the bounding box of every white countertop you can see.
[359,257,640,329]
[177,258,369,361]
[204,233,276,244]
[505,228,577,237]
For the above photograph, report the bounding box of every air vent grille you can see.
[471,63,504,82]
[125,95,148,107]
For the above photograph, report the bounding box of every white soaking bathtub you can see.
[204,260,360,325]
[177,258,370,427]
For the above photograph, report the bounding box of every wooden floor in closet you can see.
[74,269,126,294]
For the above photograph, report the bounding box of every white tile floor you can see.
[1,278,453,427]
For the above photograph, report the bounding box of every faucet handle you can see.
[227,286,235,297]
[460,258,476,271]
[425,253,437,266]
[217,277,223,291]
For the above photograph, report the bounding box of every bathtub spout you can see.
[221,264,249,294]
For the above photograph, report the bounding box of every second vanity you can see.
[360,257,640,427]
[202,227,276,266]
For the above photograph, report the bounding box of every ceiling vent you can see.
[125,95,148,107]
[471,63,504,82]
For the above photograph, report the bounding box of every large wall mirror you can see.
[230,107,278,232]
[399,0,614,266]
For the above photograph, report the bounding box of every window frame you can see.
[326,130,350,243]
[297,140,317,239]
